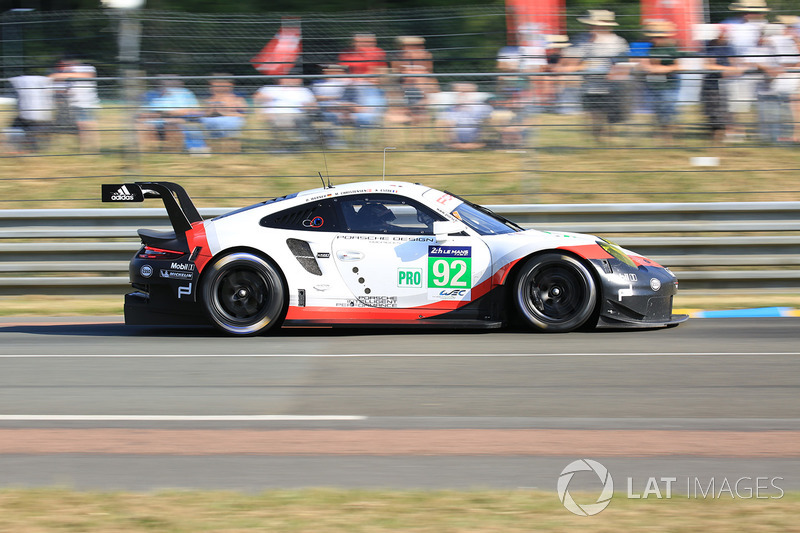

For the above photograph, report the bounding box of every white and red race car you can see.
[102,181,687,335]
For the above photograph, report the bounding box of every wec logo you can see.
[438,289,467,297]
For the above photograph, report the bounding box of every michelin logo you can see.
[160,269,193,280]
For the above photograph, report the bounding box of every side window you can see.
[336,194,443,235]
[260,200,339,231]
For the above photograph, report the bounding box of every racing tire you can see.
[514,252,597,333]
[201,252,286,336]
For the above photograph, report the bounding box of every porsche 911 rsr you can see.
[101,181,687,335]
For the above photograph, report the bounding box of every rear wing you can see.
[101,182,202,233]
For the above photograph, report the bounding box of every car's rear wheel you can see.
[514,252,597,332]
[202,252,286,336]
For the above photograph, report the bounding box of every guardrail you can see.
[1,202,799,295]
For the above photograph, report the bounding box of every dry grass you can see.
[0,488,797,532]
[2,104,799,208]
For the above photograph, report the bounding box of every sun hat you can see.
[728,0,770,12]
[577,10,619,27]
[545,34,572,48]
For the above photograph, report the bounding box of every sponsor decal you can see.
[618,284,634,301]
[544,231,578,238]
[102,184,143,202]
[397,268,423,288]
[160,269,193,280]
[139,264,153,278]
[110,185,135,201]
[336,235,434,243]
[177,283,192,299]
[617,273,637,282]
[435,193,454,205]
[650,278,662,291]
[335,296,398,308]
[429,246,471,258]
[302,216,324,228]
[431,288,471,301]
[428,246,471,298]
[171,262,195,271]
[316,252,331,258]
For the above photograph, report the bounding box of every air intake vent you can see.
[286,238,322,276]
[274,208,314,228]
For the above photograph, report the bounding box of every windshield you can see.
[450,201,521,235]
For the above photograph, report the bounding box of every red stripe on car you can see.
[557,244,613,260]
[185,222,213,272]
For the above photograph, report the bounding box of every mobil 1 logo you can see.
[428,245,471,300]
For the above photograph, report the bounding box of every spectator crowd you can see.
[4,0,800,154]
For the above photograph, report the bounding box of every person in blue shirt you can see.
[139,77,209,154]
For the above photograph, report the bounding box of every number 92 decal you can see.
[428,245,472,300]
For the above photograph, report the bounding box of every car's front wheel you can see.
[514,252,597,332]
[201,252,286,336]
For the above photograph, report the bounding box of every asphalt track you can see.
[0,316,798,492]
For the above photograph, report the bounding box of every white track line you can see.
[0,415,366,421]
[0,352,798,358]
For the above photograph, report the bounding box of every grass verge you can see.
[0,488,798,532]
[2,107,800,208]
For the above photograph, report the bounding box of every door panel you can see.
[332,233,490,310]
[331,193,492,312]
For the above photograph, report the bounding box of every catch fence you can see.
[2,6,800,207]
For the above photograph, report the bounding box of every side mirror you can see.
[433,220,465,242]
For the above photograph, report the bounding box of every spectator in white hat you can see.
[724,0,771,140]
[564,10,631,140]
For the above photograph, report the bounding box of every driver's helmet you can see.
[357,202,396,228]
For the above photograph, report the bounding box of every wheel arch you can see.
[505,248,603,330]
[199,246,290,320]
[505,248,601,291]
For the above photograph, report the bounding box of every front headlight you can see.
[598,240,637,268]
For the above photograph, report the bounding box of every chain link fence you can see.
[2,5,800,207]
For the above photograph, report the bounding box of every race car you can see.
[102,181,687,335]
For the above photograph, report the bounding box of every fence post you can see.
[115,8,143,174]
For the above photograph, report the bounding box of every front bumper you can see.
[591,258,688,329]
